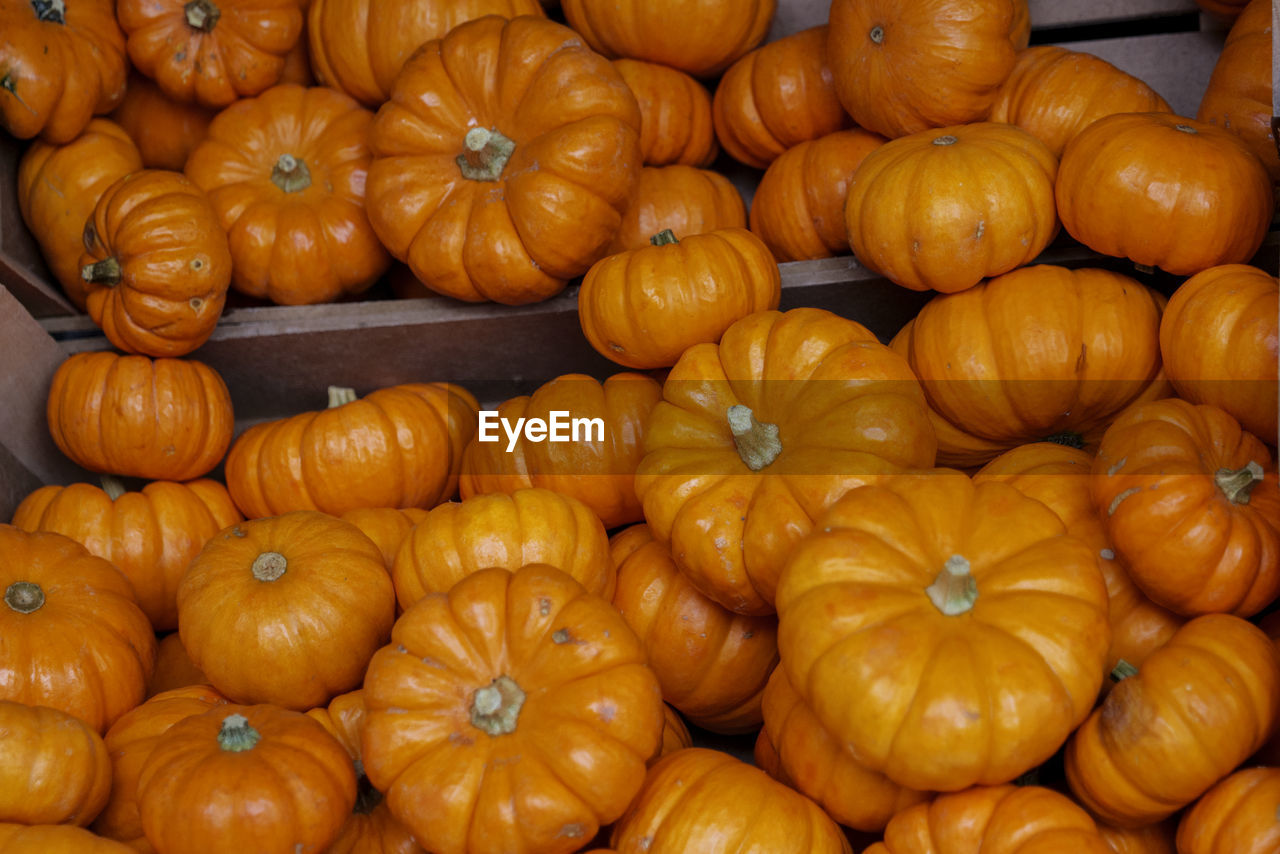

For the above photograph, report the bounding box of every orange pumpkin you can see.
[845,122,1058,293]
[0,526,157,733]
[79,169,232,357]
[1160,263,1278,444]
[178,512,395,710]
[185,84,391,305]
[1092,398,1280,617]
[990,46,1173,157]
[366,15,641,305]
[110,71,215,171]
[1057,113,1274,276]
[864,785,1112,853]
[362,565,665,854]
[337,507,430,570]
[93,685,230,850]
[16,118,142,310]
[391,488,614,610]
[459,372,663,530]
[610,748,851,853]
[1198,0,1276,179]
[826,0,1023,138]
[145,633,209,698]
[749,128,886,262]
[657,704,692,762]
[46,351,234,483]
[0,0,127,142]
[761,667,928,832]
[579,227,781,370]
[974,443,1184,685]
[1065,614,1280,827]
[609,524,778,734]
[890,265,1169,467]
[776,473,1111,792]
[0,701,111,827]
[1177,767,1280,853]
[613,59,717,167]
[224,382,479,518]
[12,476,242,631]
[0,824,136,853]
[635,307,937,616]
[307,0,545,107]
[607,166,747,254]
[711,26,852,170]
[117,0,305,108]
[136,704,357,854]
[1098,822,1178,854]
[561,0,776,78]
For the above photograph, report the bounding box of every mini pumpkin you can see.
[362,565,665,854]
[145,633,209,698]
[110,71,215,171]
[1056,113,1273,276]
[0,825,136,853]
[844,122,1058,293]
[1176,767,1280,854]
[657,705,692,762]
[607,166,747,254]
[1198,0,1276,179]
[337,507,430,570]
[0,700,112,827]
[613,59,717,167]
[46,351,234,483]
[1098,822,1178,854]
[184,83,391,305]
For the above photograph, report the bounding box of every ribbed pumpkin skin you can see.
[890,266,1168,467]
[110,71,216,171]
[613,60,718,167]
[93,685,230,850]
[864,785,1112,854]
[610,748,852,854]
[0,0,127,143]
[307,0,545,106]
[1098,821,1177,854]
[1091,399,1280,617]
[749,128,886,262]
[47,351,234,482]
[561,0,776,78]
[0,701,111,827]
[1177,767,1280,854]
[1198,0,1276,178]
[145,632,209,698]
[225,382,479,518]
[1056,113,1274,276]
[609,524,778,734]
[391,488,614,610]
[1067,615,1280,828]
[1160,263,1278,444]
[711,26,851,170]
[844,122,1058,294]
[11,478,243,632]
[607,166,746,253]
[657,705,693,761]
[0,824,137,853]
[0,526,157,734]
[459,373,663,530]
[989,46,1172,157]
[827,0,1022,139]
[338,508,430,570]
[760,667,927,832]
[16,118,142,310]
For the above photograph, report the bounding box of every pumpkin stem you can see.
[470,675,525,736]
[456,127,516,182]
[1110,659,1139,682]
[925,555,978,616]
[1174,124,1197,134]
[184,0,220,32]
[351,759,384,815]
[81,257,122,286]
[328,386,357,408]
[4,581,44,614]
[727,404,782,471]
[1133,263,1155,275]
[30,0,65,24]
[217,713,261,752]
[869,24,885,44]
[270,153,312,194]
[650,229,680,247]
[251,552,287,582]
[100,476,127,501]
[1043,431,1086,449]
[1216,461,1265,504]
[932,135,958,146]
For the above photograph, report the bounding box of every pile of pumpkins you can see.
[1,0,1279,852]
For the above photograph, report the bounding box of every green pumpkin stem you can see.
[925,555,978,616]
[217,713,261,752]
[81,257,122,286]
[650,229,680,247]
[470,675,525,736]
[184,0,220,32]
[727,405,782,471]
[4,581,44,614]
[270,153,312,194]
[100,476,127,501]
[456,127,516,182]
[1111,659,1139,682]
[30,0,65,24]
[1216,461,1265,505]
[327,386,357,408]
[251,552,287,582]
